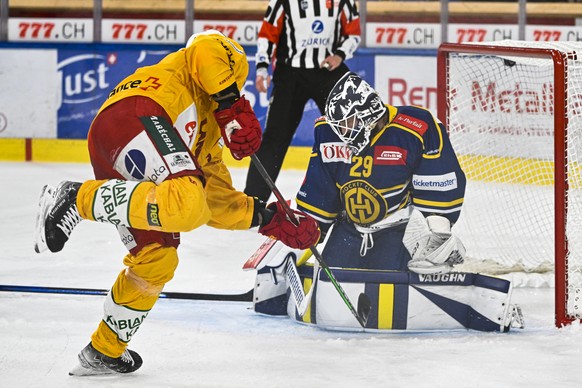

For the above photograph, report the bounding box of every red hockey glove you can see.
[213,96,262,160]
[258,202,321,250]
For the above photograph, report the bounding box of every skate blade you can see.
[69,363,115,376]
[33,185,55,254]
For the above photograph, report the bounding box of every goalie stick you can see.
[286,256,319,316]
[250,154,371,328]
[0,284,253,302]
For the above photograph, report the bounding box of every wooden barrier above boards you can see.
[8,1,582,22]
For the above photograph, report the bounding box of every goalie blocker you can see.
[253,251,524,332]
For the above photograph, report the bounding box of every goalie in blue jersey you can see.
[253,72,524,332]
[297,71,466,274]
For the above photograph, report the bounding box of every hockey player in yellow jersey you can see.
[33,30,320,376]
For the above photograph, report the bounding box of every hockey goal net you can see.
[437,40,582,327]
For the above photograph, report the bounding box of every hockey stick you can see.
[0,284,253,302]
[242,236,279,270]
[285,255,319,316]
[250,154,371,327]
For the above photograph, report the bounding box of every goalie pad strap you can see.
[306,267,509,293]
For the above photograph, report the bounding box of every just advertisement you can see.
[56,44,374,146]
[57,45,175,139]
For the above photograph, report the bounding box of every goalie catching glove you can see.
[403,209,465,274]
[213,96,262,160]
[258,202,320,250]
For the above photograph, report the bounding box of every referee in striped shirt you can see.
[244,0,361,202]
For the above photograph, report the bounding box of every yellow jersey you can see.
[98,32,254,230]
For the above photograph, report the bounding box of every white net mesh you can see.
[442,40,582,319]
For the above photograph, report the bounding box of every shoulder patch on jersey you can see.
[374,146,407,165]
[393,113,429,135]
[140,116,198,178]
[320,142,352,164]
[314,116,328,126]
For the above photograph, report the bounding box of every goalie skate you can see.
[69,343,143,376]
[503,304,525,332]
[33,184,55,253]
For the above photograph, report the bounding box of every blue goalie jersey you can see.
[296,104,466,235]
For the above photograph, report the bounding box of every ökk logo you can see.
[124,149,147,180]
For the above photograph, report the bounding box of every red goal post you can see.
[437,41,582,327]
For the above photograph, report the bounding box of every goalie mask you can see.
[325,72,387,155]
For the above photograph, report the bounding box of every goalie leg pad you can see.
[286,267,522,332]
[253,242,307,315]
[410,273,516,332]
[253,259,288,316]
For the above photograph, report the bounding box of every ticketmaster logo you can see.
[412,172,457,191]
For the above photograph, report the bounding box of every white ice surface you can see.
[1,162,582,387]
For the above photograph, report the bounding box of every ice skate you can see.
[34,181,82,253]
[503,304,525,332]
[33,184,55,253]
[69,343,143,376]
